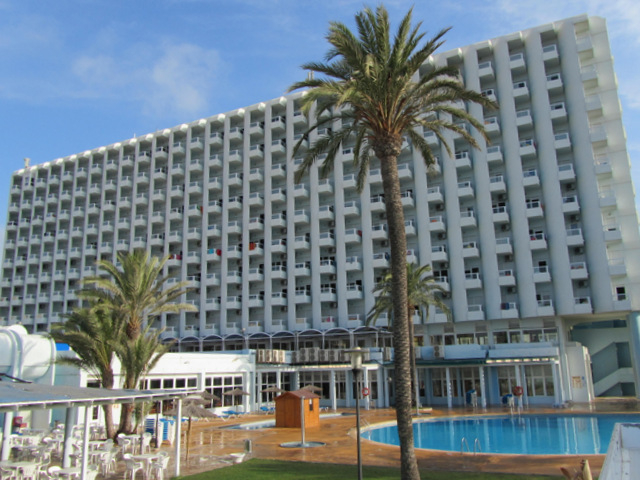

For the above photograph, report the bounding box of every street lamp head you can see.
[346,347,364,370]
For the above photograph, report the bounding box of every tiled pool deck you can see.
[174,400,639,477]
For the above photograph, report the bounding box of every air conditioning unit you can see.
[379,213,386,219]
[436,204,445,211]
[574,247,584,254]
[235,310,242,315]
[566,183,575,190]
[442,292,451,299]
[501,224,510,231]
[570,215,580,222]
[330,275,337,281]
[281,228,287,234]
[578,280,588,288]
[507,287,517,294]
[330,302,337,308]
[280,306,288,312]
[433,345,443,358]
[329,221,335,227]
[328,247,336,254]
[438,233,447,240]
[504,255,513,262]
[498,194,506,201]
[381,241,389,247]
[440,262,448,269]
[281,279,288,286]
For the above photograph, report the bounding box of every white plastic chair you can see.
[124,456,146,480]
[149,455,170,480]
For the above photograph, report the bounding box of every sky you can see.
[1,0,639,243]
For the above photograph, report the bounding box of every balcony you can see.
[346,256,362,271]
[483,117,500,136]
[529,232,547,250]
[247,192,264,208]
[227,221,242,235]
[248,217,264,231]
[486,145,503,163]
[453,151,472,170]
[519,139,536,158]
[501,302,519,319]
[271,188,286,203]
[495,237,512,254]
[558,163,576,182]
[533,266,551,283]
[467,305,485,321]
[295,291,311,304]
[574,297,592,314]
[489,175,506,193]
[228,149,242,164]
[318,205,334,221]
[271,139,287,156]
[516,109,532,127]
[370,195,386,212]
[318,178,333,194]
[369,168,382,184]
[604,225,622,243]
[554,132,571,151]
[460,210,477,228]
[265,240,285,257]
[562,195,580,214]
[228,127,243,142]
[546,73,563,94]
[465,272,482,290]
[397,163,412,180]
[566,227,584,246]
[608,257,626,277]
[512,81,529,99]
[405,219,416,236]
[293,209,310,224]
[570,262,589,280]
[271,163,286,178]
[462,241,479,258]
[498,270,516,287]
[509,52,525,71]
[271,213,286,228]
[526,200,544,218]
[431,245,447,263]
[550,102,567,122]
[429,215,445,232]
[343,173,357,189]
[210,131,223,146]
[406,249,417,264]
[318,259,335,275]
[542,44,559,64]
[318,232,335,247]
[427,186,443,203]
[293,184,309,198]
[537,299,555,317]
[478,60,494,78]
[207,224,221,237]
[227,196,242,211]
[346,284,364,300]
[481,88,497,103]
[294,235,310,250]
[457,181,474,198]
[372,252,390,269]
[599,190,616,209]
[371,224,388,240]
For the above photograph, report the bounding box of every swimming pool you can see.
[362,414,640,455]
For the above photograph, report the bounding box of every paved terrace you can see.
[165,401,639,478]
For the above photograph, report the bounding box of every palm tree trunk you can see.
[102,405,116,440]
[118,403,135,435]
[407,305,417,410]
[380,151,420,480]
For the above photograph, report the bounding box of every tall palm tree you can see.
[80,250,196,433]
[79,250,196,341]
[368,263,450,410]
[288,6,495,478]
[50,306,125,439]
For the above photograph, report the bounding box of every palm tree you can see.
[50,306,125,439]
[80,250,196,433]
[79,250,196,341]
[368,263,450,411]
[115,325,170,433]
[288,6,495,478]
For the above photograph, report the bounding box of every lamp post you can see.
[347,347,364,480]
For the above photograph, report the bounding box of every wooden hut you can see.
[274,389,320,428]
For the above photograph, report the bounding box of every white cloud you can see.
[70,42,223,119]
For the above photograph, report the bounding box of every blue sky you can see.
[1,0,639,237]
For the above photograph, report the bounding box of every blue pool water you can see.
[363,414,640,455]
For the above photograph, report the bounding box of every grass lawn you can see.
[178,459,562,479]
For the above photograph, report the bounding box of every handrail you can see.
[460,437,470,454]
[474,438,482,455]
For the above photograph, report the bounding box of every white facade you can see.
[1,15,640,406]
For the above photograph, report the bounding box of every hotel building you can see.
[2,14,639,409]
